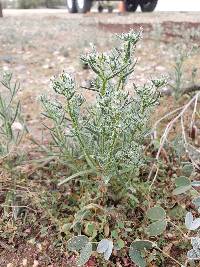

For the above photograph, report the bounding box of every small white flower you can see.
[11,122,23,131]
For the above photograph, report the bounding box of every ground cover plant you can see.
[1,12,200,267]
[41,30,165,190]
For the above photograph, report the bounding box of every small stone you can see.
[0,55,14,63]
[156,65,166,71]
[53,51,59,55]
[37,243,42,251]
[42,64,50,69]
[3,66,9,71]
[33,260,39,267]
[22,258,28,266]
[15,65,26,71]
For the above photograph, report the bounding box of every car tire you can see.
[66,0,77,13]
[140,0,158,12]
[125,0,138,12]
[76,0,92,13]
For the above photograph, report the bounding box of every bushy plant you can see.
[41,30,166,190]
[170,45,199,100]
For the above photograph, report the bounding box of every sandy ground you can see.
[3,9,200,23]
[1,10,200,127]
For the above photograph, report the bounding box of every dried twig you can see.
[182,84,200,95]
[162,84,200,97]
[148,92,200,192]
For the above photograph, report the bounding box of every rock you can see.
[0,55,14,63]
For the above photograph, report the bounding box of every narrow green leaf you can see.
[58,169,94,186]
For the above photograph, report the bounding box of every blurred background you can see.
[1,0,200,11]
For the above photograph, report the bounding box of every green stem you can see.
[67,102,96,170]
[58,169,94,186]
[100,79,107,96]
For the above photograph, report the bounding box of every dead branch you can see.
[182,84,200,95]
[161,84,200,97]
[148,92,200,193]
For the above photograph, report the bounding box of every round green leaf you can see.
[168,205,185,219]
[61,223,71,233]
[146,206,166,221]
[191,181,200,187]
[192,197,200,208]
[182,164,193,177]
[172,185,191,195]
[175,176,191,187]
[147,220,167,236]
[77,242,93,266]
[131,240,153,251]
[85,222,97,238]
[117,239,125,249]
[67,235,89,252]
[129,247,146,267]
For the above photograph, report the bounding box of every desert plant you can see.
[41,30,166,191]
[170,45,199,100]
[0,72,25,158]
[0,72,26,220]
